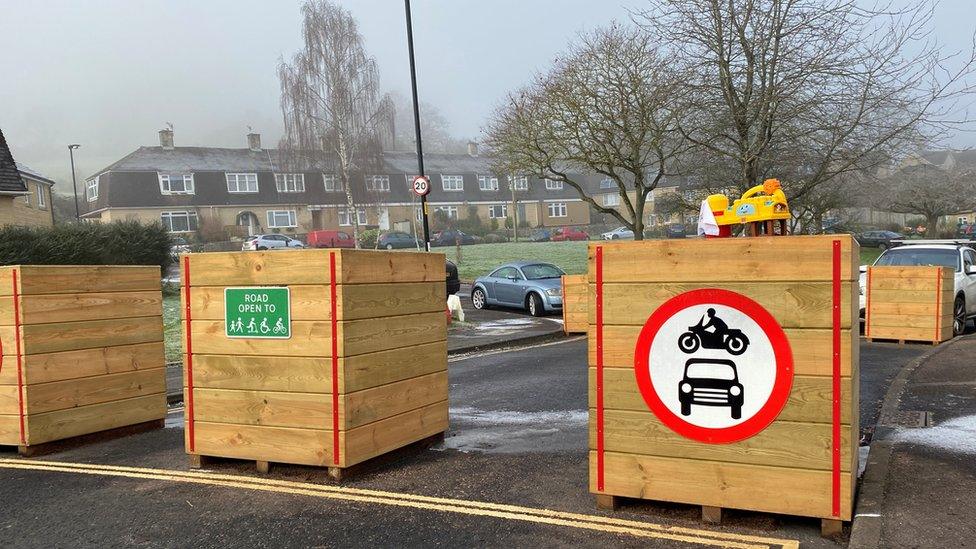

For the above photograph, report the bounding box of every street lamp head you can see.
[68,144,80,150]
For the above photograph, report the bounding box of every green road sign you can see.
[224,287,291,339]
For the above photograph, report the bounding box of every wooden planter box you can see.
[562,274,588,334]
[865,266,953,345]
[180,249,448,476]
[0,265,166,452]
[587,235,859,529]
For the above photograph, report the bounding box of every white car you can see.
[601,226,635,240]
[242,234,305,251]
[859,240,976,336]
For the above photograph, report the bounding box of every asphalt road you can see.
[0,337,924,548]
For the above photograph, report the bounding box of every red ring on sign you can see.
[633,288,794,444]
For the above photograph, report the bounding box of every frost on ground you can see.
[894,414,976,454]
[443,407,588,454]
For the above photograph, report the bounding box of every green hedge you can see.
[0,221,174,270]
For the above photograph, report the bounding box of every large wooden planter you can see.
[180,249,448,476]
[865,266,953,345]
[562,274,588,334]
[0,265,166,452]
[587,235,859,529]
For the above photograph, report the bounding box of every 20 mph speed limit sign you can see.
[412,175,431,197]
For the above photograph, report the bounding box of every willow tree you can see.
[278,0,393,246]
[484,25,689,240]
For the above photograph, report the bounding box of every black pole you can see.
[404,0,430,252]
[68,144,80,220]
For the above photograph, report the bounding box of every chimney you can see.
[159,128,174,150]
[467,141,478,157]
[247,132,262,152]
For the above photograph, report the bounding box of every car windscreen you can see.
[874,248,960,271]
[685,362,736,380]
[521,264,565,280]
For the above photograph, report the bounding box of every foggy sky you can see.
[0,0,972,191]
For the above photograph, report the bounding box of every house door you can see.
[378,207,390,231]
[311,209,324,229]
[236,211,260,236]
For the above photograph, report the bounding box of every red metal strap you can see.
[831,240,842,517]
[12,270,25,445]
[595,246,605,492]
[330,252,340,465]
[865,267,872,338]
[935,268,943,341]
[183,256,195,452]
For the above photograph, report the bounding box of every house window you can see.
[226,173,258,193]
[266,210,298,228]
[442,175,463,191]
[160,211,199,233]
[159,173,195,195]
[338,207,367,226]
[509,175,528,191]
[478,175,499,191]
[488,204,508,219]
[86,177,99,202]
[323,174,342,191]
[365,175,390,191]
[435,205,459,219]
[547,202,567,218]
[603,193,620,207]
[600,178,614,189]
[35,184,45,208]
[275,173,305,193]
[545,178,563,190]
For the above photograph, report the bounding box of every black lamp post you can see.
[68,144,80,220]
[404,0,431,251]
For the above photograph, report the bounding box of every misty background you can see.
[0,0,973,190]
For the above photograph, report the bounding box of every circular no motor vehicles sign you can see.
[412,175,431,197]
[633,288,793,444]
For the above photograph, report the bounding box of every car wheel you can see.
[680,401,691,416]
[257,246,267,251]
[953,296,966,336]
[611,234,619,240]
[731,405,742,420]
[385,243,394,250]
[527,293,544,317]
[471,288,488,310]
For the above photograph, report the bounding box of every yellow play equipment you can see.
[710,178,790,236]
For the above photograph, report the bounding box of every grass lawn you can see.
[163,293,181,363]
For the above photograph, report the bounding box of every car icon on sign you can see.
[678,358,744,420]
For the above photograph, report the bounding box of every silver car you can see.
[242,234,305,251]
[471,261,565,316]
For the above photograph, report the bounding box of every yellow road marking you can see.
[0,459,799,549]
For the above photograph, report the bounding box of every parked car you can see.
[170,236,191,258]
[378,231,419,249]
[483,232,510,244]
[601,226,635,240]
[470,261,566,316]
[859,240,976,335]
[307,229,356,248]
[528,229,551,242]
[856,230,904,250]
[446,260,460,298]
[242,234,305,251]
[551,226,589,241]
[431,229,477,247]
[666,224,688,239]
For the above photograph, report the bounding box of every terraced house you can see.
[0,128,55,228]
[80,129,604,237]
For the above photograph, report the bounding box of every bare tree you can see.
[881,161,976,234]
[635,0,976,204]
[484,25,690,240]
[277,0,393,246]
[388,91,470,154]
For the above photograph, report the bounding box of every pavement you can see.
[1,338,926,548]
[850,335,976,548]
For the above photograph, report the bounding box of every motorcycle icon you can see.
[677,308,750,355]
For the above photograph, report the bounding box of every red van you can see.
[307,229,356,248]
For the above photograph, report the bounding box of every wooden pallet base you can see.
[866,337,941,346]
[593,495,847,539]
[1,418,165,457]
[188,431,446,481]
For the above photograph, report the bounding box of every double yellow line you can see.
[0,458,798,548]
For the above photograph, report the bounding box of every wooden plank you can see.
[339,312,446,357]
[184,282,443,322]
[25,393,166,446]
[191,421,332,467]
[589,368,852,424]
[0,414,19,445]
[19,291,162,325]
[590,450,853,520]
[590,408,851,471]
[588,235,857,283]
[343,340,448,393]
[183,250,445,287]
[562,275,588,334]
[868,289,952,305]
[23,342,165,385]
[589,325,856,377]
[868,301,941,315]
[343,371,448,429]
[343,400,448,467]
[24,368,165,415]
[0,356,17,385]
[11,266,160,296]
[0,267,16,298]
[868,314,944,329]
[192,388,330,430]
[20,316,163,355]
[589,282,853,329]
[0,385,19,416]
[0,296,13,326]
